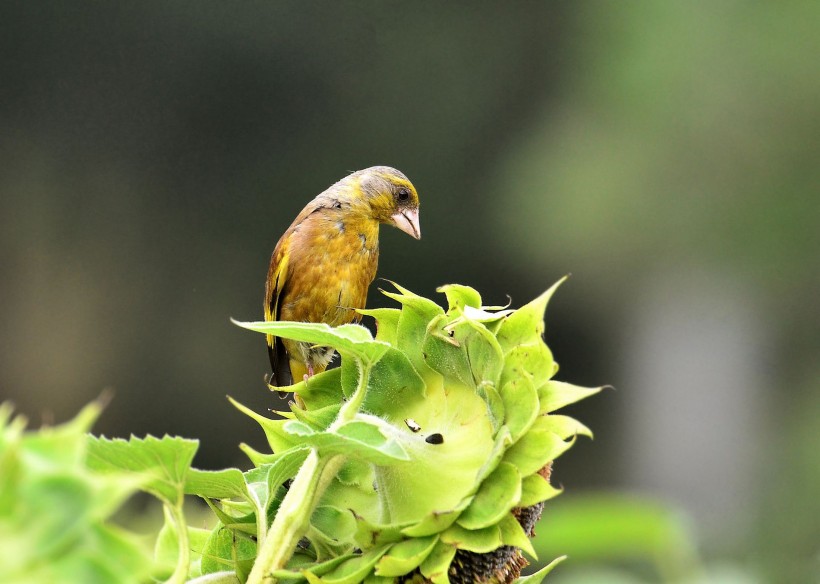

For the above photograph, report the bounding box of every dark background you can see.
[2,3,818,581]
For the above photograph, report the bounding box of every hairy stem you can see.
[246,360,372,584]
[246,450,344,584]
[166,504,190,584]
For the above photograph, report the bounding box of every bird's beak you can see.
[391,208,421,240]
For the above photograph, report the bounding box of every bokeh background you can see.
[2,3,818,582]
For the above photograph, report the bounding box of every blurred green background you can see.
[1,2,818,582]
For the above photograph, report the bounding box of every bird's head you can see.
[351,166,421,239]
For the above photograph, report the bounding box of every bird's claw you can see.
[302,363,316,384]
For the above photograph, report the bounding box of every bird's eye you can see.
[397,188,410,203]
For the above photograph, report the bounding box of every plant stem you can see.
[246,450,344,584]
[166,504,190,584]
[255,499,267,548]
[246,360,372,584]
[334,361,372,428]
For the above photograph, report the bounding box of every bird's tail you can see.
[267,335,293,387]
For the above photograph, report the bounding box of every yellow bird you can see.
[264,166,421,386]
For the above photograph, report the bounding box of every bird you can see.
[264,166,421,387]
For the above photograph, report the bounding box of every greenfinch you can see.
[265,166,421,386]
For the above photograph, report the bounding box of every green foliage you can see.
[0,401,155,584]
[220,279,601,583]
[528,494,762,584]
[0,280,601,584]
[532,494,698,582]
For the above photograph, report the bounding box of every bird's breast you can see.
[280,213,380,327]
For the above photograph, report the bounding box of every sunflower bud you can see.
[221,278,602,584]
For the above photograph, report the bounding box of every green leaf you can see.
[519,473,562,508]
[200,525,257,576]
[292,403,343,432]
[538,381,604,414]
[58,523,155,584]
[238,442,278,467]
[340,356,363,400]
[271,554,354,580]
[231,319,390,366]
[440,522,502,553]
[500,375,540,443]
[542,414,594,440]
[26,400,103,467]
[187,572,241,584]
[155,517,210,576]
[437,283,482,311]
[363,574,394,584]
[292,368,347,410]
[420,313,470,384]
[229,397,301,453]
[356,307,401,345]
[503,422,574,477]
[298,419,410,464]
[0,403,155,584]
[455,318,504,387]
[318,478,379,529]
[462,305,515,325]
[25,474,96,557]
[474,426,512,485]
[379,281,444,374]
[86,435,197,506]
[400,497,473,538]
[353,515,412,549]
[249,448,309,512]
[457,462,522,530]
[309,545,390,584]
[419,540,457,584]
[283,420,315,437]
[203,498,258,536]
[335,323,376,342]
[311,505,357,545]
[362,347,427,418]
[422,315,504,389]
[374,535,439,577]
[496,277,566,353]
[188,526,213,566]
[476,381,505,432]
[186,468,249,500]
[499,341,555,390]
[516,555,567,584]
[337,458,375,491]
[498,512,537,558]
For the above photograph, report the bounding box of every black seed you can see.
[425,433,444,444]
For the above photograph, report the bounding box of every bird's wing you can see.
[264,195,339,386]
[265,237,293,386]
